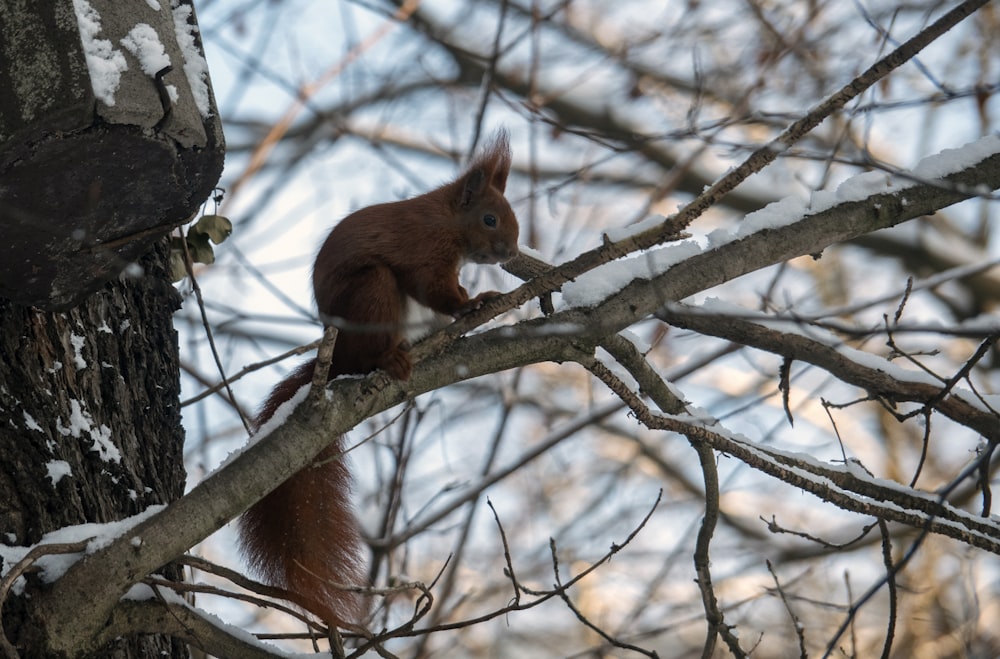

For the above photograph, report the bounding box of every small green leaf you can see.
[191,214,233,244]
[186,231,216,265]
[169,250,188,282]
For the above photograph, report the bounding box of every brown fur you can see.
[237,130,518,627]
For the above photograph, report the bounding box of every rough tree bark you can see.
[0,241,188,659]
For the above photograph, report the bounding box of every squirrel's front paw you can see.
[456,290,502,317]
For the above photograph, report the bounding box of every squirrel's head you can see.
[452,129,519,265]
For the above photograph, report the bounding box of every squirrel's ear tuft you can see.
[455,128,512,207]
[482,128,512,193]
[458,168,487,208]
[465,129,512,192]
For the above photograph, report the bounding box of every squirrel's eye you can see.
[483,214,498,228]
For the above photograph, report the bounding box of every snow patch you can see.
[70,333,87,369]
[604,214,670,243]
[0,505,165,590]
[913,134,1000,179]
[618,329,651,355]
[120,23,171,77]
[170,0,211,117]
[72,0,128,106]
[562,240,702,308]
[46,461,72,485]
[214,384,311,473]
[516,244,546,262]
[57,400,121,464]
[23,411,43,433]
[707,133,1000,249]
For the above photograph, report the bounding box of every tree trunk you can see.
[0,238,188,657]
[0,2,220,653]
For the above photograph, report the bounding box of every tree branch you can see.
[658,303,1000,444]
[99,599,286,659]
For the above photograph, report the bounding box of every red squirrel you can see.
[238,130,519,627]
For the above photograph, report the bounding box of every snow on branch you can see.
[563,134,1000,309]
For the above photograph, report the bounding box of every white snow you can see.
[832,170,894,203]
[72,0,128,107]
[913,134,1000,179]
[120,23,172,77]
[214,383,311,473]
[23,411,43,433]
[618,329,651,355]
[562,240,702,308]
[704,133,1000,249]
[70,333,87,369]
[86,423,119,463]
[254,384,310,442]
[0,508,295,658]
[604,214,670,243]
[516,244,546,262]
[736,195,807,238]
[170,1,212,117]
[663,410,1000,547]
[597,349,640,392]
[46,461,72,485]
[56,400,121,464]
[122,581,189,603]
[74,0,214,115]
[0,505,165,588]
[135,590,300,657]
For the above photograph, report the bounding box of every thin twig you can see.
[876,519,896,659]
[308,325,339,407]
[766,560,808,659]
[179,228,252,434]
[779,356,795,426]
[550,536,660,659]
[821,444,997,657]
[486,498,520,607]
[180,339,321,407]
[149,568,321,632]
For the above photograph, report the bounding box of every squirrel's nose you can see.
[494,241,518,260]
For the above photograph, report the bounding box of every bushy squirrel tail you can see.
[237,359,368,626]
